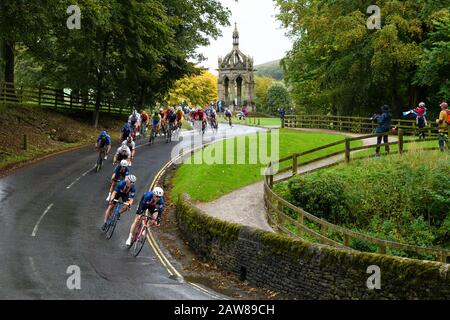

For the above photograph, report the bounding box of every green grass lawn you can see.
[171,129,362,202]
[218,116,281,127]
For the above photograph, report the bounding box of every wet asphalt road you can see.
[0,124,264,299]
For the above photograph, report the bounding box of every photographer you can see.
[372,105,392,157]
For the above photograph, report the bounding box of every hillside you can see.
[0,104,124,174]
[255,60,284,80]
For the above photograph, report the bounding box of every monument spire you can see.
[233,22,239,47]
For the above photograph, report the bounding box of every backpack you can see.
[446,110,450,125]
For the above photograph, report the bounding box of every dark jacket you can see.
[376,111,392,133]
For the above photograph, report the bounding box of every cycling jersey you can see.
[136,192,164,216]
[121,123,132,141]
[116,146,131,157]
[97,134,111,147]
[168,112,177,123]
[141,112,149,123]
[127,140,136,150]
[113,165,129,181]
[128,113,140,127]
[225,110,232,118]
[176,110,184,121]
[114,179,136,200]
[152,114,161,127]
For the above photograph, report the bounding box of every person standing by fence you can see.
[436,102,449,152]
[374,105,392,157]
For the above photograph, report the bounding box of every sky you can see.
[195,0,293,75]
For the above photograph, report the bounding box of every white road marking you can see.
[66,167,95,189]
[31,203,54,237]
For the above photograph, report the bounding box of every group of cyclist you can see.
[95,109,166,248]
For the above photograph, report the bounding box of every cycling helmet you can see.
[122,140,128,146]
[440,102,448,108]
[100,130,107,137]
[127,175,137,183]
[120,160,128,167]
[419,102,426,107]
[153,187,164,197]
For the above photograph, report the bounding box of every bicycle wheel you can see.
[106,204,120,239]
[132,226,147,257]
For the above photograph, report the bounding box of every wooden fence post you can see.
[398,129,404,154]
[345,139,351,163]
[23,134,28,151]
[292,154,298,176]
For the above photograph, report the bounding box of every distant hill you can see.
[255,60,284,80]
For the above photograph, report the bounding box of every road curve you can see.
[0,124,265,299]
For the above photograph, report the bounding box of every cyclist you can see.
[176,106,184,129]
[125,187,164,246]
[209,108,218,130]
[106,160,129,202]
[126,136,136,160]
[113,141,132,166]
[195,107,206,133]
[167,107,178,133]
[151,111,162,136]
[128,110,141,129]
[140,111,149,135]
[102,175,137,231]
[95,131,112,160]
[224,108,233,128]
[121,122,132,142]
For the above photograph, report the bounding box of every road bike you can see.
[127,210,158,257]
[166,122,177,143]
[103,199,123,239]
[96,146,107,172]
[149,125,158,145]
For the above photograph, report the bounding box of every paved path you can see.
[197,128,396,232]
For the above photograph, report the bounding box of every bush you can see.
[287,173,352,224]
[279,150,450,251]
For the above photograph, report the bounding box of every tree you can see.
[166,70,218,107]
[275,0,450,116]
[254,76,274,112]
[266,82,292,115]
[4,0,230,127]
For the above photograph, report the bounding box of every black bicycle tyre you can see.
[132,227,147,257]
[106,205,120,239]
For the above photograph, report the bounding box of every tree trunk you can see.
[93,34,110,128]
[2,40,16,101]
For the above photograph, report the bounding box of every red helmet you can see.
[440,102,448,108]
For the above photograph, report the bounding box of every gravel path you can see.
[196,128,396,232]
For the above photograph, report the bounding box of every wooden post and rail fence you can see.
[263,126,449,263]
[0,81,131,115]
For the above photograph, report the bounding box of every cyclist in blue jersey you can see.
[125,187,164,246]
[95,131,112,160]
[121,122,132,141]
[106,159,129,202]
[102,175,137,231]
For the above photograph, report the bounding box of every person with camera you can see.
[372,105,392,157]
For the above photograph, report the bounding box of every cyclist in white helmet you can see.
[113,141,131,166]
[106,159,129,202]
[125,187,165,246]
[102,175,137,231]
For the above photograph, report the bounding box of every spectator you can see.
[374,105,392,157]
[436,102,449,152]
[279,108,286,120]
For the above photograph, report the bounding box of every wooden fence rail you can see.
[264,129,450,263]
[0,81,131,115]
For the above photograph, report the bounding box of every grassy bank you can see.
[171,129,362,202]
[274,149,450,257]
[0,103,125,172]
[218,117,281,127]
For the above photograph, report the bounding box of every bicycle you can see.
[103,199,124,239]
[149,125,158,145]
[96,146,107,172]
[127,210,158,257]
[166,122,176,143]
